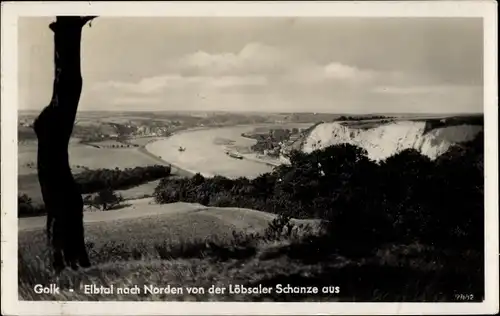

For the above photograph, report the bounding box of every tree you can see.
[33,16,96,272]
[94,189,123,211]
[83,194,98,211]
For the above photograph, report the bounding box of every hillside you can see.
[18,199,325,301]
[19,198,319,233]
[295,119,483,162]
[18,197,478,302]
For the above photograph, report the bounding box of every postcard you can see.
[1,1,498,315]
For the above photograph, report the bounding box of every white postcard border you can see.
[1,1,498,315]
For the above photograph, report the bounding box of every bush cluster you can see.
[84,188,124,211]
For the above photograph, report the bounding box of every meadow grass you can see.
[114,180,161,200]
[18,210,483,302]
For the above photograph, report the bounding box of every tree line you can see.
[337,115,391,121]
[74,165,171,193]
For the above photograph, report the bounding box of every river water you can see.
[145,124,312,179]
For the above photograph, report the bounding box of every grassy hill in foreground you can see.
[18,202,322,301]
[18,201,478,302]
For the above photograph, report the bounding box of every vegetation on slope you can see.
[154,132,483,252]
[150,131,484,300]
[75,165,171,193]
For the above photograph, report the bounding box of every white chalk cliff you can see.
[286,121,483,162]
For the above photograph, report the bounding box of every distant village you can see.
[18,118,181,143]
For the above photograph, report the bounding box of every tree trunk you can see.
[33,16,95,272]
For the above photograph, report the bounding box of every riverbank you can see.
[137,145,195,178]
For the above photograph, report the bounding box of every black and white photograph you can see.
[1,1,498,315]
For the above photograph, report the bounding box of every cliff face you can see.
[285,120,483,162]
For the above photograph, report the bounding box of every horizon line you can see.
[17,109,485,115]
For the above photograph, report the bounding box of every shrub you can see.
[264,214,294,241]
[93,189,124,211]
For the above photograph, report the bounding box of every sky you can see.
[18,17,483,114]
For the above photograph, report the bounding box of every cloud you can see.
[323,62,376,81]
[94,42,389,97]
[87,41,481,113]
[168,42,381,85]
[284,62,379,86]
[169,42,291,76]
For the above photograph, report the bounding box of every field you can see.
[18,142,40,175]
[115,180,161,200]
[19,141,91,176]
[68,144,163,169]
[18,139,170,205]
[19,141,162,173]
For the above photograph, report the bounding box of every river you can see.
[145,123,313,179]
